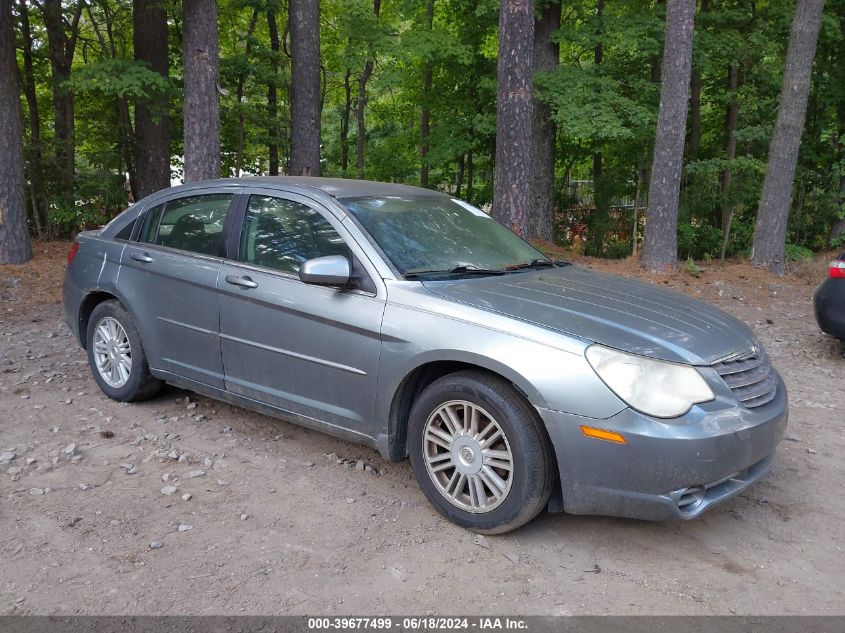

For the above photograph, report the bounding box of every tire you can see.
[86,299,162,402]
[408,370,555,534]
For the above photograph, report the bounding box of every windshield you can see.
[340,195,548,277]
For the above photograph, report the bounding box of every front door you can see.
[218,190,385,438]
[120,190,238,388]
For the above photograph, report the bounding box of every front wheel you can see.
[86,300,162,402]
[408,370,555,534]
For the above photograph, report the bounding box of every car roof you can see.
[165,176,446,200]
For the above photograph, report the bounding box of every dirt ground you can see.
[1,242,843,615]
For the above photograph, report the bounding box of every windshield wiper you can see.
[403,265,509,280]
[502,258,557,271]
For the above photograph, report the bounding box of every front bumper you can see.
[538,371,788,521]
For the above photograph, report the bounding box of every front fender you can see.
[375,285,627,434]
[392,347,552,409]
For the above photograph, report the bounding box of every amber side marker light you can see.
[580,425,627,444]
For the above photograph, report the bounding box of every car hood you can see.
[422,266,755,365]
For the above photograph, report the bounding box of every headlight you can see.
[585,344,714,418]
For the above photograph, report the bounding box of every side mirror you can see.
[299,255,351,287]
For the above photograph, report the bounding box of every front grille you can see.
[712,346,777,409]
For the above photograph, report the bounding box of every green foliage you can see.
[683,256,702,278]
[67,59,173,100]
[49,172,128,235]
[785,243,815,262]
[539,67,656,145]
[677,222,723,261]
[10,0,845,251]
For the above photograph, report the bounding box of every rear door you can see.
[218,188,385,438]
[120,188,240,388]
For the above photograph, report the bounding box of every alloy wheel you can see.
[92,316,132,388]
[422,400,514,513]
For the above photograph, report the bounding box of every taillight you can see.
[829,260,845,279]
[67,242,80,265]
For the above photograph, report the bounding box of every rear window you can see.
[140,194,233,257]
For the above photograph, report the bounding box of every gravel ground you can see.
[1,246,843,615]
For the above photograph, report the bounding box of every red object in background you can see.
[67,242,80,265]
[829,260,845,279]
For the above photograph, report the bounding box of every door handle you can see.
[225,275,258,289]
[130,252,153,263]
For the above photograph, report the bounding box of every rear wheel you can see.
[86,300,162,402]
[408,370,555,534]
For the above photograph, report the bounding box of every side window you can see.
[150,193,233,256]
[139,204,164,243]
[239,195,353,275]
[114,217,136,241]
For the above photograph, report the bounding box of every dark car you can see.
[814,253,845,340]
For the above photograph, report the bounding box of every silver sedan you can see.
[63,177,787,533]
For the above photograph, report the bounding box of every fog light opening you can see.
[677,486,706,514]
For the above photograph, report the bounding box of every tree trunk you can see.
[340,69,352,174]
[42,0,82,204]
[585,151,604,255]
[18,0,47,233]
[831,175,845,243]
[649,0,665,83]
[455,154,465,198]
[829,15,845,245]
[420,0,435,188]
[492,0,535,236]
[0,0,32,263]
[592,151,602,215]
[87,3,137,198]
[290,0,322,176]
[752,0,825,275]
[632,166,645,256]
[466,148,474,202]
[719,65,739,208]
[356,61,374,180]
[685,0,707,162]
[356,0,382,179]
[117,97,138,201]
[593,0,603,178]
[642,0,695,272]
[586,0,604,253]
[235,9,259,176]
[718,64,739,260]
[686,69,701,161]
[182,0,221,182]
[133,0,171,198]
[268,9,280,176]
[419,60,433,187]
[528,0,560,242]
